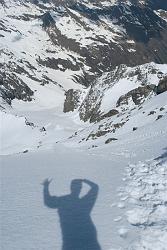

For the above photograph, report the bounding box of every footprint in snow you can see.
[114,216,122,222]
[120,196,129,201]
[117,202,126,209]
[110,203,117,208]
[118,228,128,238]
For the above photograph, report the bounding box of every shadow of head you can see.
[70,179,82,197]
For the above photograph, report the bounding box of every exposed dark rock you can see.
[79,86,102,123]
[113,122,126,129]
[156,76,167,95]
[133,127,138,131]
[0,0,5,5]
[117,84,155,107]
[40,126,46,132]
[99,109,119,121]
[160,107,165,111]
[40,12,55,28]
[25,119,35,127]
[146,0,167,11]
[43,3,167,86]
[105,138,118,144]
[148,110,156,115]
[23,150,28,153]
[156,115,163,120]
[0,70,34,105]
[37,57,81,72]
[86,130,111,140]
[63,89,81,113]
[70,3,167,43]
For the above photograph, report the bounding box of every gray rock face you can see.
[156,76,167,95]
[78,63,166,123]
[40,12,55,28]
[0,69,34,105]
[146,0,167,11]
[79,86,102,123]
[116,85,155,107]
[43,3,167,82]
[63,89,81,112]
[99,109,119,121]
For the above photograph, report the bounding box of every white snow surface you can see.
[0,111,43,155]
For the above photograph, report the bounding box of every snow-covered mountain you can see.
[1,0,167,250]
[1,0,167,107]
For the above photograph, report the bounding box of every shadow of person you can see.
[43,178,101,250]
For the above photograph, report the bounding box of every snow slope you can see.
[0,111,43,155]
[1,90,167,250]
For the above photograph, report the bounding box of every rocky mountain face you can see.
[63,62,167,147]
[145,0,167,11]
[0,0,167,141]
[74,63,167,122]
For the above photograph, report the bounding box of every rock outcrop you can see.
[156,76,167,95]
[63,89,82,113]
[116,85,155,107]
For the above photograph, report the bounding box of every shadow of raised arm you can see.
[81,179,99,213]
[43,179,59,209]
